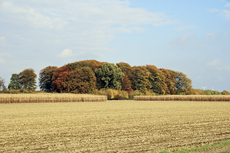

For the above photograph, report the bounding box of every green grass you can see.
[160,141,230,153]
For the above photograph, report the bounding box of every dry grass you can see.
[134,95,230,101]
[0,101,229,152]
[0,93,107,103]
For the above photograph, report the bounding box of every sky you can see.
[0,0,230,91]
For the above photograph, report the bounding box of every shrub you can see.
[221,90,230,95]
[93,89,129,100]
[128,90,143,100]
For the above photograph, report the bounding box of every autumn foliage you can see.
[52,65,71,93]
[39,60,195,95]
[66,67,96,93]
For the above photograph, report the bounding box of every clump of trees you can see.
[0,77,6,91]
[38,60,194,95]
[6,69,37,92]
[1,60,229,97]
[95,63,124,90]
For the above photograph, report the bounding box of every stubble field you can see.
[0,100,230,152]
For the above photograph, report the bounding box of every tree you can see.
[52,65,71,93]
[160,69,177,94]
[68,60,100,70]
[39,66,58,92]
[0,77,6,91]
[116,62,132,91]
[66,67,96,93]
[94,63,124,90]
[116,62,133,77]
[131,66,152,93]
[8,74,21,90]
[146,65,167,94]
[175,71,193,95]
[121,75,132,92]
[18,69,37,91]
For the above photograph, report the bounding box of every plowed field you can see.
[0,101,229,152]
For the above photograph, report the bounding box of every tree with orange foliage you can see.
[66,67,96,93]
[160,69,177,94]
[68,60,101,70]
[116,62,132,91]
[121,75,132,91]
[52,65,71,93]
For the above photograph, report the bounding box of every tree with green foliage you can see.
[39,66,58,92]
[8,74,21,90]
[94,63,124,90]
[0,77,6,91]
[146,65,167,95]
[66,67,96,93]
[131,66,152,93]
[18,69,37,91]
[175,71,193,95]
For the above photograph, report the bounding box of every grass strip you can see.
[160,141,230,153]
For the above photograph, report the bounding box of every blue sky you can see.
[0,0,230,91]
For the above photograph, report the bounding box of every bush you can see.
[93,89,129,100]
[221,90,230,95]
[128,90,143,100]
[194,89,221,95]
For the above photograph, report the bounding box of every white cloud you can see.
[0,1,67,29]
[223,10,230,19]
[174,25,195,31]
[217,66,230,71]
[0,58,5,63]
[0,0,176,56]
[172,34,197,46]
[207,60,230,71]
[206,33,216,37]
[208,9,220,13]
[217,77,223,81]
[208,3,230,20]
[225,3,230,8]
[0,1,175,29]
[0,37,6,46]
[207,59,222,66]
[206,33,216,41]
[0,52,10,63]
[57,49,74,58]
[110,27,146,33]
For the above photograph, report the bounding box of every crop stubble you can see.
[0,101,229,152]
[0,94,107,103]
[134,95,230,101]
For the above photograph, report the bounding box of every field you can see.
[134,95,230,101]
[0,100,230,152]
[0,93,107,103]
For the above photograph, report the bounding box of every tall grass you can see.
[93,89,155,100]
[0,93,107,103]
[134,95,230,101]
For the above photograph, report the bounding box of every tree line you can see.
[1,60,196,95]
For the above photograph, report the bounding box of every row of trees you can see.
[0,69,37,91]
[39,60,193,94]
[1,60,193,95]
